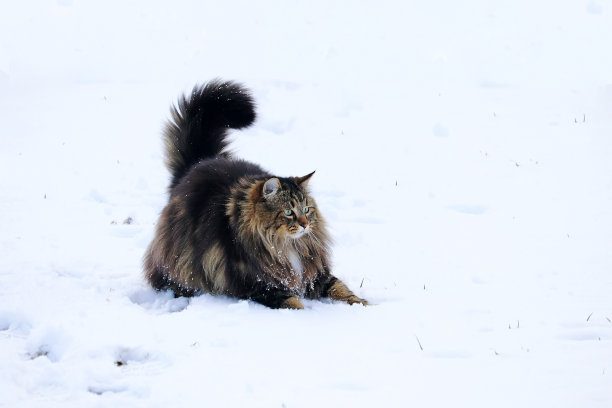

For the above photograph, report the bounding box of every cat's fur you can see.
[144,79,368,309]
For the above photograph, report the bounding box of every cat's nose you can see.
[297,216,308,229]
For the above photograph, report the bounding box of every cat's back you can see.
[170,157,268,206]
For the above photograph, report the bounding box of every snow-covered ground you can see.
[1,1,611,406]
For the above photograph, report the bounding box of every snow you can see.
[1,1,611,406]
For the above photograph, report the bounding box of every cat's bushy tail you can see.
[163,79,256,189]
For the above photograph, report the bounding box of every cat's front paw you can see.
[346,296,370,306]
[280,296,304,309]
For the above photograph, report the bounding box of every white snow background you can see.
[1,1,611,407]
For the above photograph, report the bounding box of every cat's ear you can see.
[263,178,281,197]
[296,171,315,186]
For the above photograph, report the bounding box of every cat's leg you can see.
[309,274,369,306]
[328,278,369,305]
[279,296,305,309]
[249,288,304,309]
[147,266,197,297]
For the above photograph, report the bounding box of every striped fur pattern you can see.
[144,80,368,309]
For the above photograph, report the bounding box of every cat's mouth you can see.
[290,226,309,239]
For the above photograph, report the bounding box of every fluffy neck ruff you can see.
[227,178,331,291]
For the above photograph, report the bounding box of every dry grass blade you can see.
[415,335,424,351]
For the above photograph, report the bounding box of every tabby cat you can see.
[144,80,368,309]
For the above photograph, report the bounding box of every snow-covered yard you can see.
[1,1,611,406]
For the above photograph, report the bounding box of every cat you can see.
[144,79,368,309]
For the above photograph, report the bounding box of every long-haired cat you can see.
[144,79,368,309]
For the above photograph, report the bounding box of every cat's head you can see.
[257,171,321,241]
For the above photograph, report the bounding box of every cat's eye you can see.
[284,209,293,216]
[303,207,310,214]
